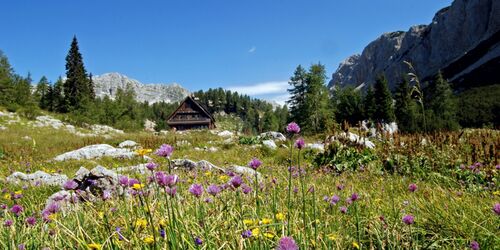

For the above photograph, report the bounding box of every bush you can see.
[313,142,376,173]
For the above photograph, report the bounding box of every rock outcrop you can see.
[53,144,137,161]
[329,0,500,89]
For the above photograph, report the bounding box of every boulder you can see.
[260,131,286,142]
[144,119,156,132]
[53,144,136,161]
[306,143,325,152]
[90,124,124,135]
[118,140,138,148]
[226,165,262,180]
[6,171,68,187]
[262,140,277,150]
[217,130,233,137]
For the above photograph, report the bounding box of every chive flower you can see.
[249,158,262,170]
[276,236,298,250]
[241,230,252,238]
[470,241,480,250]
[146,162,158,171]
[408,183,418,192]
[155,144,174,158]
[63,180,78,190]
[207,184,221,196]
[493,203,500,215]
[189,184,204,198]
[286,122,300,134]
[230,175,243,188]
[25,216,36,226]
[402,214,414,225]
[294,138,305,149]
[10,204,24,216]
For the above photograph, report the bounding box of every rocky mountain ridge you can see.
[92,72,190,104]
[329,0,500,89]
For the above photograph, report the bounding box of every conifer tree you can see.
[63,36,93,111]
[363,85,376,120]
[304,63,333,133]
[373,75,395,122]
[35,76,50,109]
[287,65,307,125]
[394,77,418,132]
[426,72,459,131]
[335,86,363,125]
[0,50,14,106]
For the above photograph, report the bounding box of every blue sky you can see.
[1,0,452,104]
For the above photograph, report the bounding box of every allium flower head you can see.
[242,184,252,194]
[493,203,500,215]
[18,244,25,250]
[230,175,243,188]
[119,176,129,186]
[351,193,359,202]
[146,162,158,171]
[166,186,177,197]
[4,219,13,227]
[294,138,305,149]
[330,195,340,205]
[63,180,78,190]
[408,183,418,192]
[340,206,348,214]
[189,184,204,198]
[276,236,298,250]
[249,158,262,170]
[25,216,36,226]
[10,204,23,216]
[207,184,222,196]
[402,214,415,225]
[194,237,203,245]
[470,241,480,250]
[241,230,252,238]
[286,122,300,134]
[155,144,174,158]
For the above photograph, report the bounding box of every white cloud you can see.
[227,81,288,95]
[265,93,291,106]
[248,46,256,53]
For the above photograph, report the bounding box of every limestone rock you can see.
[118,140,138,148]
[306,143,325,152]
[6,171,68,187]
[217,130,233,137]
[262,140,277,150]
[53,144,136,161]
[260,131,286,142]
[226,165,262,180]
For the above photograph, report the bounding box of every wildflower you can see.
[493,191,500,196]
[470,241,480,250]
[18,244,25,250]
[135,218,147,229]
[408,183,418,192]
[330,195,340,205]
[155,144,174,158]
[4,193,11,200]
[25,216,36,226]
[0,204,6,209]
[276,236,298,250]
[241,230,252,238]
[128,178,140,187]
[143,235,155,244]
[102,190,112,200]
[189,184,204,198]
[135,148,152,156]
[116,227,124,240]
[204,197,213,203]
[166,186,177,197]
[159,229,166,238]
[4,219,13,227]
[352,241,360,249]
[251,227,260,237]
[350,193,359,202]
[261,218,272,224]
[10,204,24,216]
[264,232,275,239]
[402,214,415,225]
[242,184,252,194]
[327,233,337,241]
[493,203,500,215]
[194,237,203,246]
[340,206,347,214]
[337,184,344,190]
[146,162,158,171]
[294,138,305,149]
[275,212,285,221]
[230,175,243,188]
[286,122,300,134]
[63,180,78,190]
[13,190,23,199]
[132,183,144,190]
[207,184,222,196]
[219,175,229,183]
[249,158,262,170]
[243,219,254,226]
[119,176,129,186]
[87,243,101,250]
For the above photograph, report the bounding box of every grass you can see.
[0,112,499,249]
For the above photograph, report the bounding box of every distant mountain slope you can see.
[92,72,190,104]
[329,0,500,89]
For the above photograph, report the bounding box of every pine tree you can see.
[53,77,67,112]
[287,65,308,125]
[335,86,363,125]
[304,63,333,133]
[426,72,459,131]
[13,73,33,107]
[0,50,14,106]
[35,76,50,109]
[373,75,395,122]
[363,85,376,120]
[64,36,93,111]
[394,78,418,132]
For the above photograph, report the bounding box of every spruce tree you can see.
[373,75,395,122]
[426,72,459,131]
[35,76,50,109]
[394,78,418,132]
[363,85,376,120]
[64,36,93,111]
[304,63,333,133]
[0,50,14,106]
[287,65,307,125]
[335,86,363,125]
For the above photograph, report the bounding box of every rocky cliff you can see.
[92,72,189,104]
[329,0,500,89]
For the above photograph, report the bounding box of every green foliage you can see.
[333,86,364,125]
[238,136,261,145]
[456,84,500,128]
[394,78,419,132]
[425,72,459,131]
[362,85,376,120]
[287,65,308,125]
[313,142,376,173]
[373,75,395,122]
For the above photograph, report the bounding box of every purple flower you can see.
[337,184,344,190]
[207,184,221,196]
[128,178,140,187]
[402,214,414,225]
[119,176,129,186]
[160,229,166,238]
[63,180,78,190]
[249,158,262,170]
[189,184,204,198]
[294,138,305,149]
[330,195,340,205]
[340,206,347,214]
[194,237,203,245]
[102,190,112,200]
[166,186,177,197]
[4,219,13,227]
[204,197,213,203]
[116,227,124,240]
[241,230,252,238]
[351,193,359,202]
[286,122,300,134]
[408,183,418,192]
[277,236,298,250]
[10,204,23,216]
[146,162,158,171]
[493,203,500,215]
[470,241,480,250]
[230,175,243,188]
[242,184,252,194]
[25,216,36,226]
[1,204,6,209]
[155,144,174,158]
[18,244,25,250]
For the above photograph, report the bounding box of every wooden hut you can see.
[166,96,216,130]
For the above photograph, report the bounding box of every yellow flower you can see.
[159,219,168,227]
[132,183,144,190]
[251,228,260,236]
[243,219,254,226]
[135,148,152,156]
[275,213,285,221]
[219,175,229,183]
[263,232,275,239]
[352,241,360,249]
[98,212,104,219]
[143,235,155,244]
[327,233,337,241]
[3,193,11,200]
[14,190,22,195]
[493,190,500,196]
[48,213,58,221]
[204,171,212,177]
[135,218,147,229]
[261,218,272,225]
[87,243,101,250]
[374,198,382,203]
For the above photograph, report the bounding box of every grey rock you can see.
[262,139,277,150]
[260,131,287,142]
[217,130,233,137]
[53,144,137,161]
[330,0,500,89]
[306,143,325,152]
[118,140,138,148]
[6,171,68,187]
[226,165,262,180]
